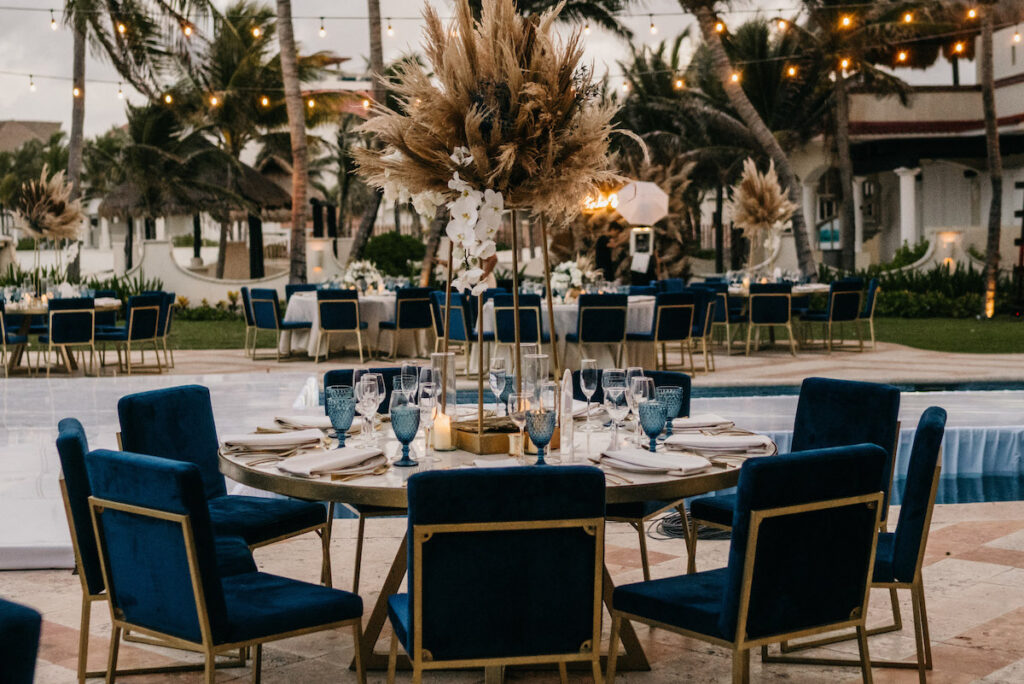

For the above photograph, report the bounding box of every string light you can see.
[786,65,797,77]
[318,17,325,38]
[209,94,219,106]
[954,41,965,53]
[307,98,315,108]
[649,15,657,34]
[897,50,908,62]
[840,15,852,28]
[362,98,370,109]
[182,23,192,37]
[621,81,629,92]
[1014,27,1021,43]
[252,25,261,38]
[583,22,590,35]
[72,85,81,97]
[967,8,977,20]
[730,72,740,82]
[674,77,684,89]
[777,19,787,31]
[117,82,124,99]
[163,93,173,104]
[116,22,126,34]
[28,74,35,91]
[260,95,269,107]
[903,12,913,24]
[386,18,393,37]
[714,21,725,33]
[840,57,850,69]
[49,9,56,30]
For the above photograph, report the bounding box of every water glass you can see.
[629,375,654,444]
[603,386,629,449]
[418,382,438,463]
[355,376,379,443]
[638,401,666,453]
[390,386,421,466]
[538,380,558,412]
[400,362,419,400]
[525,409,557,465]
[580,359,599,432]
[489,358,507,414]
[431,351,457,415]
[508,392,530,461]
[325,386,356,448]
[655,386,683,438]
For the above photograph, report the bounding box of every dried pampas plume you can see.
[14,165,85,241]
[356,0,638,222]
[729,158,797,241]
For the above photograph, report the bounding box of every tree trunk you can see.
[124,217,134,271]
[310,198,323,237]
[713,184,724,273]
[420,211,446,286]
[216,222,229,278]
[248,214,265,279]
[367,0,386,104]
[276,0,308,284]
[349,188,383,263]
[66,25,87,282]
[980,7,1002,318]
[834,74,857,273]
[393,200,402,234]
[192,214,202,262]
[143,217,156,241]
[692,5,817,281]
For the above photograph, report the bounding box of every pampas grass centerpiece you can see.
[729,158,798,275]
[14,166,85,243]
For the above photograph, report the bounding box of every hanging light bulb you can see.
[182,23,193,37]
[730,72,740,83]
[1014,27,1022,43]
[319,18,326,38]
[903,12,913,24]
[967,8,977,19]
[50,10,57,30]
[72,86,81,98]
[897,50,908,62]
[787,65,797,77]
[29,75,35,92]
[714,21,725,33]
[954,41,965,53]
[164,93,173,104]
[362,98,370,109]
[649,15,657,35]
[252,25,261,38]
[840,15,852,28]
[777,19,787,31]
[387,19,394,37]
[117,82,124,99]
[209,94,219,106]
[840,57,851,69]
[583,22,590,35]
[307,98,315,109]
[621,81,629,92]
[674,78,684,89]
[260,95,270,107]
[117,22,126,34]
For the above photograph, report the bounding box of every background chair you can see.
[95,293,162,375]
[429,290,475,373]
[628,285,656,296]
[1,298,30,376]
[249,288,311,361]
[39,296,96,376]
[379,286,433,359]
[387,467,605,682]
[240,286,257,357]
[652,278,685,294]
[608,444,888,684]
[800,279,864,352]
[687,288,717,373]
[492,293,550,361]
[85,449,365,684]
[92,289,119,330]
[745,283,797,356]
[0,597,41,684]
[158,291,176,368]
[693,282,746,354]
[859,278,881,350]
[117,385,333,586]
[627,292,695,371]
[315,289,369,363]
[56,418,252,683]
[565,293,628,366]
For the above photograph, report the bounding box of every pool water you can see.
[892,474,1024,506]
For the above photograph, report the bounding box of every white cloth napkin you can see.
[595,448,711,474]
[221,428,324,450]
[278,446,385,477]
[664,433,774,453]
[274,414,333,431]
[95,297,120,308]
[672,413,735,431]
[472,457,520,468]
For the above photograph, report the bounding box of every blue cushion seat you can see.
[378,320,399,330]
[280,319,312,330]
[0,597,42,684]
[209,495,326,546]
[613,568,730,639]
[6,332,27,344]
[387,593,413,651]
[95,328,129,341]
[687,494,736,527]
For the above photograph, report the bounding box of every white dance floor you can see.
[2,372,1022,570]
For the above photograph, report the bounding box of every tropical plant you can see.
[82,127,130,201]
[466,0,634,38]
[363,232,427,277]
[0,133,70,207]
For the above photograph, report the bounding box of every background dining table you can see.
[4,296,121,373]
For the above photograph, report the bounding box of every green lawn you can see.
[168,317,1024,354]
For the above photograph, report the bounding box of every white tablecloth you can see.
[279,292,426,358]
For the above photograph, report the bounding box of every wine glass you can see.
[580,359,599,432]
[603,386,629,450]
[655,386,683,438]
[638,400,666,453]
[418,382,438,463]
[401,362,419,400]
[369,373,386,439]
[325,386,356,449]
[629,375,654,445]
[489,358,507,415]
[390,391,421,467]
[539,380,558,412]
[508,393,529,462]
[355,377,378,444]
[525,409,557,465]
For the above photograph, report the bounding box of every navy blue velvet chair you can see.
[859,278,881,350]
[117,385,334,586]
[492,293,550,365]
[627,292,695,371]
[430,290,477,374]
[315,289,368,363]
[56,417,254,682]
[766,407,946,681]
[39,296,96,376]
[607,444,888,683]
[323,368,408,592]
[694,281,746,355]
[0,597,41,684]
[284,282,318,301]
[93,289,119,330]
[629,285,656,296]
[95,293,163,375]
[386,467,606,681]
[653,278,685,294]
[85,449,365,683]
[145,290,176,369]
[745,283,797,356]
[461,292,497,376]
[0,299,30,376]
[249,288,311,362]
[686,287,717,373]
[565,293,628,366]
[378,286,433,359]
[240,286,257,357]
[800,278,864,352]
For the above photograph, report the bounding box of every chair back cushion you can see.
[748,284,792,325]
[143,290,171,335]
[892,407,946,581]
[430,291,469,341]
[652,292,695,341]
[686,288,716,336]
[324,367,404,415]
[85,449,228,644]
[117,385,227,500]
[493,294,544,344]
[395,287,434,329]
[125,294,163,340]
[317,289,360,331]
[240,287,255,326]
[285,283,317,301]
[629,285,656,296]
[655,278,685,294]
[249,288,281,330]
[827,279,863,322]
[49,297,95,344]
[576,294,627,343]
[861,278,880,318]
[0,598,41,684]
[405,466,605,661]
[721,444,887,641]
[56,418,106,595]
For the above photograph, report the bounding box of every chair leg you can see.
[356,330,365,364]
[204,651,216,684]
[634,521,651,581]
[732,648,750,684]
[745,324,753,356]
[252,643,262,684]
[77,595,91,684]
[870,318,876,350]
[353,514,366,594]
[787,323,798,356]
[105,625,121,684]
[320,513,333,587]
[916,582,932,669]
[856,626,874,684]
[386,629,398,684]
[591,657,604,684]
[558,661,569,684]
[352,622,367,684]
[674,504,697,575]
[606,615,622,684]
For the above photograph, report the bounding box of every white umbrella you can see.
[615,181,668,225]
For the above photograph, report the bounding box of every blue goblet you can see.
[325,386,355,448]
[525,409,557,465]
[654,386,683,438]
[391,405,421,467]
[638,401,666,453]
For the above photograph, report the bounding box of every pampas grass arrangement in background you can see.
[14,165,85,242]
[729,157,798,241]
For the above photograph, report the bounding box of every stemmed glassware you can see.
[655,386,683,439]
[489,358,506,415]
[602,381,629,450]
[325,386,356,449]
[354,376,379,444]
[508,392,529,462]
[389,388,421,467]
[638,400,667,453]
[525,409,557,465]
[400,362,420,400]
[418,382,438,463]
[580,359,599,432]
[628,375,654,445]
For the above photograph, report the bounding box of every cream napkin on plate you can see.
[664,433,773,453]
[274,414,333,431]
[672,413,734,431]
[221,428,324,451]
[278,446,385,477]
[593,448,710,474]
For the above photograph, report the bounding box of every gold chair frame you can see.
[608,492,883,684]
[643,303,695,372]
[687,300,716,374]
[607,500,698,580]
[249,293,291,362]
[429,298,475,375]
[573,304,628,368]
[387,516,606,684]
[101,303,163,375]
[87,495,364,684]
[711,292,745,355]
[763,462,941,684]
[801,290,864,354]
[744,293,798,357]
[492,302,547,368]
[315,297,370,363]
[860,285,881,351]
[41,306,97,377]
[159,302,175,369]
[380,296,433,360]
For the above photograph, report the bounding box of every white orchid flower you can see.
[450,146,474,167]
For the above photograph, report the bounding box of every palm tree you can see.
[979,1,1002,318]
[467,0,634,38]
[678,0,818,280]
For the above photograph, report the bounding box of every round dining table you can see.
[219,429,748,673]
[3,296,121,373]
